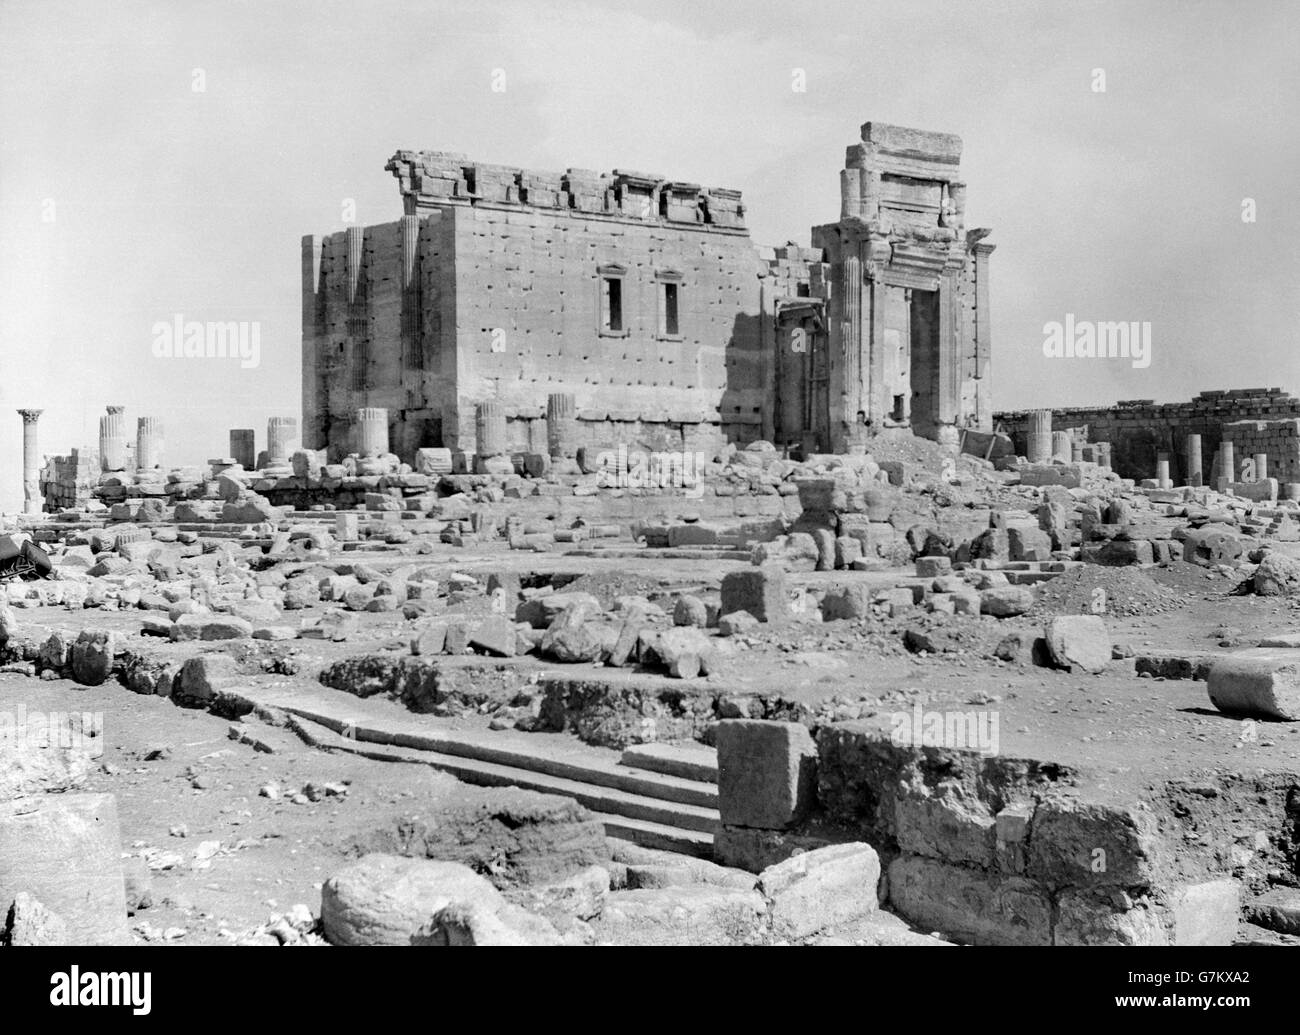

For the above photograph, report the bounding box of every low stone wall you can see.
[711,719,1267,945]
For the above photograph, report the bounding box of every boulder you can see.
[1044,615,1111,674]
[320,854,505,946]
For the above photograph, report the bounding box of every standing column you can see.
[1027,410,1052,463]
[1185,434,1203,487]
[1156,453,1171,489]
[356,407,389,458]
[1096,442,1112,470]
[546,393,577,458]
[1253,452,1268,482]
[136,417,164,471]
[267,417,297,466]
[1217,439,1235,491]
[1051,431,1072,463]
[229,429,255,469]
[476,402,507,458]
[99,405,127,472]
[17,409,42,514]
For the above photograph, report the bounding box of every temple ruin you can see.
[300,121,995,463]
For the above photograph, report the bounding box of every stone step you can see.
[594,814,713,858]
[276,699,718,809]
[620,742,718,784]
[283,711,720,836]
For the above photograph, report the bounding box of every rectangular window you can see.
[602,277,623,333]
[655,271,683,339]
[661,283,679,336]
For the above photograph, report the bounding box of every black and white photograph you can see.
[0,0,1296,1014]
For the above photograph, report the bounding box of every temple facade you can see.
[300,120,994,463]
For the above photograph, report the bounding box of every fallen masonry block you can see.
[980,586,1034,617]
[1172,879,1240,946]
[820,583,872,621]
[69,629,119,685]
[171,614,254,641]
[4,892,70,945]
[721,566,790,623]
[1043,615,1110,674]
[0,792,129,945]
[416,899,562,946]
[758,842,881,940]
[1134,652,1215,680]
[914,556,951,578]
[1081,540,1154,566]
[319,854,506,946]
[1178,526,1243,568]
[1205,650,1300,720]
[469,616,516,657]
[1242,888,1300,935]
[1253,553,1300,596]
[887,854,1051,946]
[716,720,817,830]
[592,886,766,946]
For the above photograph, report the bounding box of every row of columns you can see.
[17,395,591,513]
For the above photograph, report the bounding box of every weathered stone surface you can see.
[720,566,789,623]
[1054,887,1168,946]
[716,720,817,830]
[69,629,118,686]
[1171,879,1239,946]
[1243,887,1300,935]
[758,843,881,939]
[1044,615,1110,674]
[592,886,766,946]
[0,730,92,800]
[1206,650,1300,720]
[887,854,1051,946]
[819,583,872,621]
[1253,553,1300,596]
[348,788,610,889]
[503,864,609,922]
[3,892,70,946]
[171,615,254,641]
[979,586,1034,617]
[320,854,504,946]
[0,793,129,945]
[414,899,563,946]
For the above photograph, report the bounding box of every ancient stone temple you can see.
[301,120,994,463]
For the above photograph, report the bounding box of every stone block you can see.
[720,566,789,623]
[758,843,880,939]
[1205,650,1300,720]
[0,793,129,945]
[715,720,817,830]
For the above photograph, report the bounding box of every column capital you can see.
[17,408,43,424]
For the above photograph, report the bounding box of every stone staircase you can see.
[256,688,721,857]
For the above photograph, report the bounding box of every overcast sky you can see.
[2,0,1298,511]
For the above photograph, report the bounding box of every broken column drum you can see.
[98,406,126,472]
[476,401,507,458]
[135,417,163,471]
[229,429,255,469]
[356,407,390,458]
[267,417,297,466]
[546,393,577,458]
[1027,410,1052,463]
